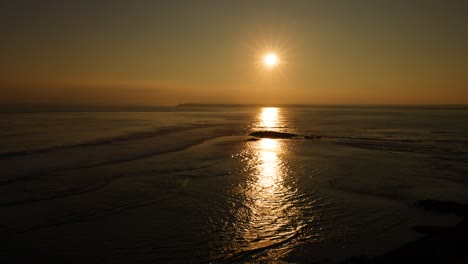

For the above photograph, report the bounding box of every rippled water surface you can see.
[1,106,467,263]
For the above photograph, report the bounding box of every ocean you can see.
[1,106,467,263]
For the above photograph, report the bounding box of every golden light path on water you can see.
[259,107,279,129]
[222,107,308,261]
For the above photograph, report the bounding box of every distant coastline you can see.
[177,103,468,110]
[1,103,468,113]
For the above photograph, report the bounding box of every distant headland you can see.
[176,103,468,109]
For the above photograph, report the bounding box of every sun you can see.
[264,53,278,68]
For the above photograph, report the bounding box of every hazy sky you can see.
[1,0,467,106]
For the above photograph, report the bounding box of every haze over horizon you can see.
[1,0,467,106]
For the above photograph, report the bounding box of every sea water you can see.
[0,106,467,263]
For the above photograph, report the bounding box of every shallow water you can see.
[1,106,467,263]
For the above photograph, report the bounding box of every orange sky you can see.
[1,1,467,106]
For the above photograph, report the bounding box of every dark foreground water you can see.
[1,106,467,263]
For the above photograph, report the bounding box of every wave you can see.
[0,124,232,186]
[0,124,221,159]
[248,130,468,162]
[250,129,467,142]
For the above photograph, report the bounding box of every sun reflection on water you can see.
[219,107,306,261]
[259,107,279,129]
[257,139,281,189]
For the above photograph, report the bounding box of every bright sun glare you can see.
[264,53,278,68]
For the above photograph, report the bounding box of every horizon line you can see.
[1,102,468,113]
